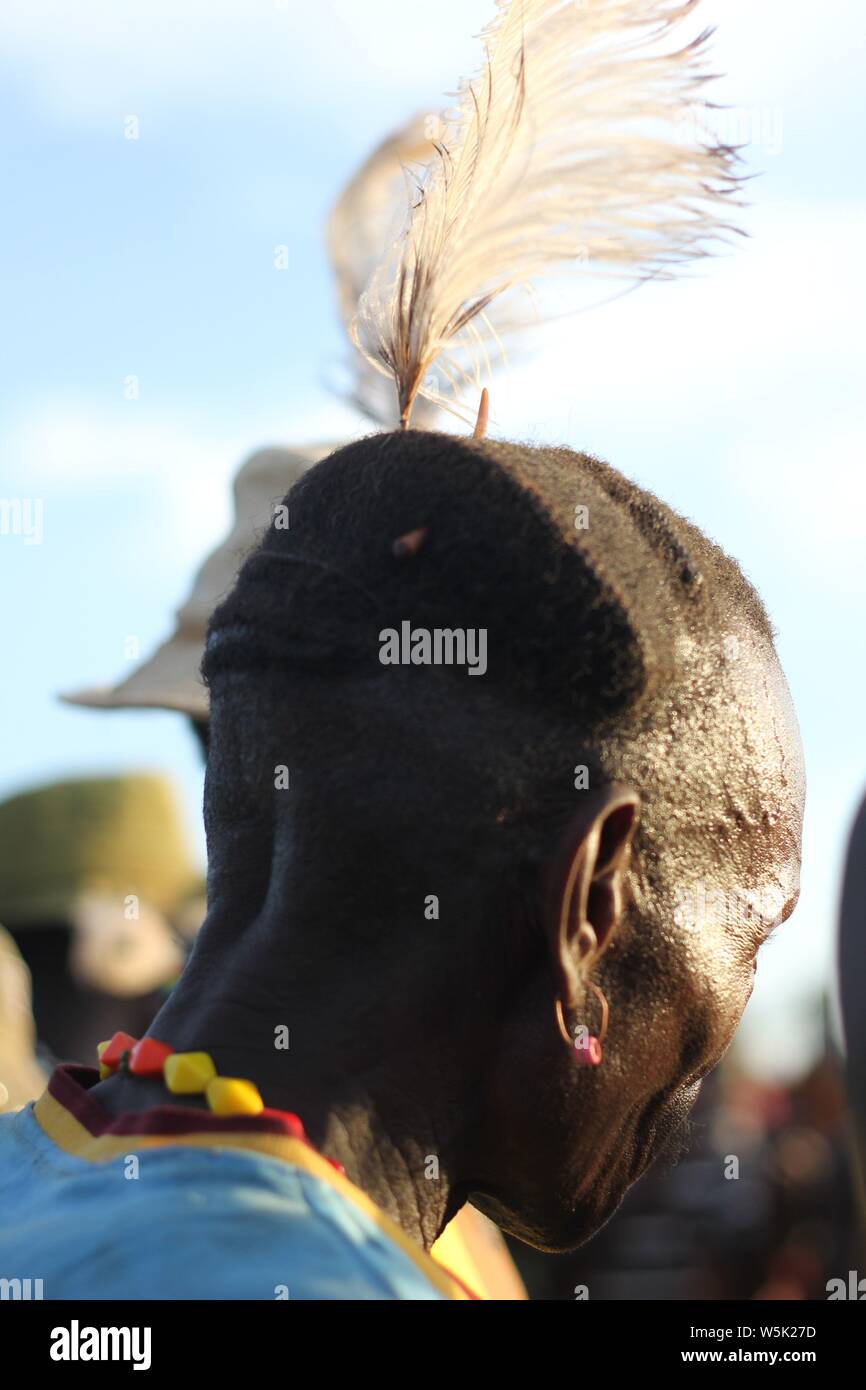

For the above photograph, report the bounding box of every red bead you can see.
[128,1037,174,1078]
[262,1108,306,1139]
[281,1112,306,1139]
[99,1031,138,1073]
[573,1036,603,1066]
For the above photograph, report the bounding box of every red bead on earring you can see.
[572,1033,603,1066]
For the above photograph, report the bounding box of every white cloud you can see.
[494,201,866,417]
[5,393,372,576]
[6,0,859,137]
[478,200,866,591]
[0,0,492,128]
[7,407,240,572]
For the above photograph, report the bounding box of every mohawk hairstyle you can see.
[204,430,769,725]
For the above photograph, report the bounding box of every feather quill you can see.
[349,0,744,428]
[327,115,444,427]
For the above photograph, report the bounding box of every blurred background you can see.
[1,0,864,1297]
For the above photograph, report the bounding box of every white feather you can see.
[328,115,443,425]
[349,0,744,427]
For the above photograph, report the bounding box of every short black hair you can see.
[201,430,777,926]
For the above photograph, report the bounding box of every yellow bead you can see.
[99,1062,112,1080]
[164,1051,217,1095]
[96,1041,111,1080]
[206,1076,264,1116]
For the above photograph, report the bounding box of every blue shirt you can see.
[0,1066,471,1301]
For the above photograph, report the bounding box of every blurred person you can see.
[0,776,194,1067]
[839,786,866,1224]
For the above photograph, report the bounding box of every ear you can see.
[543,783,639,1013]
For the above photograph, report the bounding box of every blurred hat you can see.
[0,775,199,928]
[61,443,337,718]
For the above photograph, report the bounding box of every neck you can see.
[90,897,490,1251]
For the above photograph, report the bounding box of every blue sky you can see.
[1,0,864,1078]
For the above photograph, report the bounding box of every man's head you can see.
[201,429,804,1252]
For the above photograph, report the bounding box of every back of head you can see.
[202,429,782,931]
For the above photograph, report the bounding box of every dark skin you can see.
[92,626,804,1255]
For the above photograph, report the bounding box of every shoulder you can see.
[0,1132,452,1300]
[139,1147,453,1300]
